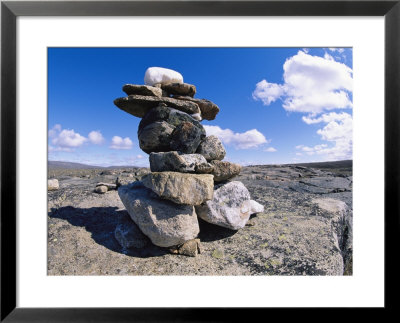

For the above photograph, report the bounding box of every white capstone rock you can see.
[195,181,252,230]
[144,67,183,86]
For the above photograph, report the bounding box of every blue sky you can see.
[48,47,353,167]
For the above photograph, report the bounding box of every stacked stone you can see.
[114,67,264,256]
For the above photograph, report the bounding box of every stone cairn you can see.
[113,67,264,256]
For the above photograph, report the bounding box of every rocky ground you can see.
[47,160,352,276]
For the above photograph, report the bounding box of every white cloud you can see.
[328,48,345,53]
[48,124,62,138]
[88,130,105,145]
[302,112,350,125]
[253,50,353,114]
[264,147,277,152]
[51,129,87,148]
[204,125,268,149]
[109,136,133,150]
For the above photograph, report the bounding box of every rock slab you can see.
[149,151,210,173]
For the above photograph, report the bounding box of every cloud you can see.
[253,50,353,114]
[48,124,62,138]
[88,131,105,145]
[328,48,345,53]
[51,129,87,148]
[204,125,268,149]
[264,147,277,152]
[109,136,133,150]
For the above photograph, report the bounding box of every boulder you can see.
[161,83,196,97]
[142,172,214,206]
[173,96,220,120]
[122,84,162,97]
[48,179,59,191]
[144,67,183,86]
[196,135,226,161]
[149,151,210,173]
[195,181,252,230]
[210,160,241,182]
[94,185,108,194]
[138,121,175,154]
[96,182,117,190]
[114,219,149,249]
[114,95,200,118]
[250,200,264,214]
[170,121,203,154]
[169,239,202,257]
[118,181,199,247]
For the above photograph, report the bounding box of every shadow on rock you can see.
[197,217,237,242]
[49,206,168,258]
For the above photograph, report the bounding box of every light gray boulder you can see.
[195,181,252,230]
[94,185,108,194]
[196,135,226,161]
[149,151,209,173]
[118,181,199,247]
[142,172,214,206]
[48,179,59,191]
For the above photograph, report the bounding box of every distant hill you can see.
[48,161,103,169]
[290,160,352,169]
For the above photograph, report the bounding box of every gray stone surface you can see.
[114,218,149,249]
[170,121,204,154]
[210,160,241,182]
[138,121,175,154]
[161,83,196,97]
[48,179,59,191]
[142,172,214,206]
[196,136,226,161]
[114,95,200,118]
[149,151,209,173]
[173,96,220,120]
[122,84,162,97]
[196,181,252,230]
[94,185,108,194]
[118,181,199,247]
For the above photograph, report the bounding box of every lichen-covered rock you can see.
[173,96,220,120]
[195,181,252,230]
[196,135,226,161]
[138,121,175,154]
[149,151,209,173]
[210,160,241,182]
[114,95,200,118]
[48,179,59,191]
[114,219,149,249]
[161,83,196,97]
[118,181,199,247]
[122,84,162,97]
[169,239,202,257]
[170,121,203,154]
[144,67,183,86]
[142,172,214,206]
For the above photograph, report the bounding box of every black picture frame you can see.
[1,0,399,321]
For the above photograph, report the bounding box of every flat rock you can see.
[149,151,209,173]
[174,96,220,120]
[96,182,117,190]
[118,181,199,247]
[142,172,214,206]
[144,67,183,86]
[138,121,175,154]
[210,160,241,182]
[122,84,162,97]
[161,83,196,97]
[114,219,149,249]
[196,135,226,161]
[195,181,252,230]
[48,179,59,191]
[114,95,200,118]
[170,121,204,154]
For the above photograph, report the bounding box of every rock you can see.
[122,84,162,97]
[250,200,264,214]
[161,83,196,97]
[195,163,214,174]
[138,105,205,137]
[48,179,59,191]
[169,239,202,257]
[114,219,149,249]
[142,172,214,206]
[116,176,134,187]
[114,95,200,118]
[94,185,108,194]
[96,182,117,190]
[100,170,114,175]
[210,160,241,182]
[173,96,220,120]
[190,113,202,121]
[170,121,203,154]
[144,67,183,86]
[138,121,175,154]
[118,181,199,247]
[196,135,226,161]
[149,151,210,173]
[195,181,252,230]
